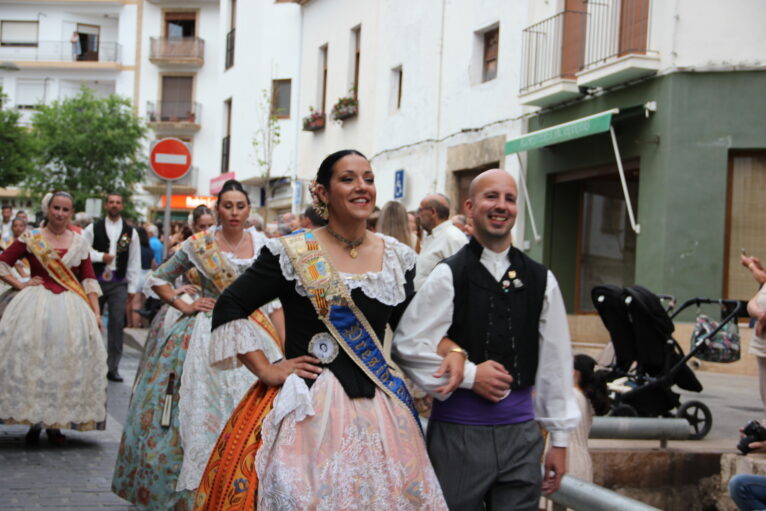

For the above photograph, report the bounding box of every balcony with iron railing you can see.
[146,101,201,135]
[0,41,121,66]
[149,37,204,66]
[519,0,658,107]
[577,0,659,88]
[519,10,585,107]
[144,165,199,195]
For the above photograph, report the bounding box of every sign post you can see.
[150,138,192,259]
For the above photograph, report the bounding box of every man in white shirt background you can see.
[414,193,468,291]
[1,205,13,247]
[83,193,141,382]
[394,169,579,510]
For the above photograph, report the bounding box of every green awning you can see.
[505,108,619,155]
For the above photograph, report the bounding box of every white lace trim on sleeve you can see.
[0,261,12,277]
[210,317,283,370]
[261,298,282,316]
[143,271,171,299]
[82,278,102,297]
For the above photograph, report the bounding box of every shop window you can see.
[725,152,766,299]
[576,176,638,312]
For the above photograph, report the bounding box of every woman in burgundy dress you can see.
[0,192,106,444]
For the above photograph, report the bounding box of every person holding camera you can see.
[730,421,766,511]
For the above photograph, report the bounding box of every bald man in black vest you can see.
[394,169,580,510]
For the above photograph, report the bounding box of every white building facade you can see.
[0,0,137,123]
[294,0,530,216]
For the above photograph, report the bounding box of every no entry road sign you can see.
[150,138,192,180]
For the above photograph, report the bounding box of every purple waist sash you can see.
[430,387,535,426]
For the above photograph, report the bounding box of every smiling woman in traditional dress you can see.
[0,191,106,445]
[196,150,466,510]
[112,180,283,511]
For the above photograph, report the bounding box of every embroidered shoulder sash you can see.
[189,230,281,348]
[280,231,419,424]
[22,229,89,304]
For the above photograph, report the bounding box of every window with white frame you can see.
[473,23,499,84]
[16,79,46,109]
[1,20,38,47]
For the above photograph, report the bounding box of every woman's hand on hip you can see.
[182,297,216,315]
[259,356,322,387]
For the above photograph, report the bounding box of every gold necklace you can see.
[326,225,365,258]
[219,230,246,253]
[46,225,67,238]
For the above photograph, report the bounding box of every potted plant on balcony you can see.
[302,107,326,132]
[331,93,358,121]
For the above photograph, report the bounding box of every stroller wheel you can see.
[610,404,638,417]
[676,400,712,440]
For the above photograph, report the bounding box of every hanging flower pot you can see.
[331,96,358,121]
[302,110,326,132]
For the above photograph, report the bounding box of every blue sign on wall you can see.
[394,169,405,199]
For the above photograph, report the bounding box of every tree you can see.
[26,86,148,215]
[0,87,37,187]
[252,88,281,224]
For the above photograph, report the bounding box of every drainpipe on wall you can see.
[432,0,447,193]
[292,4,304,214]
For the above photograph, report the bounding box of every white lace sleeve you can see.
[261,298,282,316]
[82,278,102,297]
[210,318,283,370]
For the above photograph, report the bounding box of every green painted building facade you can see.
[523,71,766,313]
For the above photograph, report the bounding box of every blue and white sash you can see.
[280,231,419,425]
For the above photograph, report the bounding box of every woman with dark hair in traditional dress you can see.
[196,150,466,510]
[0,191,106,444]
[112,180,283,511]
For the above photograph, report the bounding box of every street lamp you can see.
[0,61,20,72]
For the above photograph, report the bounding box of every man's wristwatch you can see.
[448,347,469,360]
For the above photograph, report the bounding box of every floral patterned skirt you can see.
[255,370,448,510]
[111,313,196,511]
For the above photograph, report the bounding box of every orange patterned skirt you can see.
[194,382,278,511]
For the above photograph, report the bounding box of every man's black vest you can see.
[444,238,548,390]
[92,218,133,279]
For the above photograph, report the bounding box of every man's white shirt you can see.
[414,220,468,291]
[393,244,580,447]
[83,217,142,293]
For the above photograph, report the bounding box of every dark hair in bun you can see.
[315,149,367,190]
[192,204,213,225]
[216,179,250,206]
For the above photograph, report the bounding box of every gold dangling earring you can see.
[309,180,329,220]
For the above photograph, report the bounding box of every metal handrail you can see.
[549,473,661,511]
[520,10,586,91]
[0,41,121,63]
[146,101,201,123]
[149,36,204,60]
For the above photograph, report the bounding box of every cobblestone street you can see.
[0,344,139,511]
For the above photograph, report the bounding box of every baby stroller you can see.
[592,284,744,440]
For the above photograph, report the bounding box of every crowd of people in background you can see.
[6,150,766,511]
